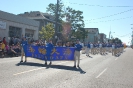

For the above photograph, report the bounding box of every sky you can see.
[0,0,133,45]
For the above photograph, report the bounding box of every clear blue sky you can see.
[0,0,133,45]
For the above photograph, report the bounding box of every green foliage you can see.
[46,1,65,23]
[65,7,85,30]
[47,0,86,39]
[73,28,88,41]
[109,37,122,44]
[39,23,55,41]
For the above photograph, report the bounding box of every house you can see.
[18,11,62,32]
[0,10,39,41]
[18,11,63,41]
[84,28,99,44]
[99,33,107,43]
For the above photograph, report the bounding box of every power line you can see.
[84,9,133,21]
[113,33,132,37]
[64,2,133,7]
[85,16,133,24]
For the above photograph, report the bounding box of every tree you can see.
[72,28,88,41]
[110,37,122,44]
[46,0,65,23]
[39,23,55,41]
[79,28,88,41]
[46,1,85,40]
[65,7,85,30]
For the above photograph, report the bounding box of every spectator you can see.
[8,45,17,57]
[56,40,63,47]
[3,37,7,46]
[9,37,14,46]
[65,41,71,47]
[0,37,2,43]
[0,41,5,57]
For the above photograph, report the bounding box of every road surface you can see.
[0,48,133,88]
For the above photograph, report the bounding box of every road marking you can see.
[13,67,45,76]
[115,58,118,60]
[96,68,107,78]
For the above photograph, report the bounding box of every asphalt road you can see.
[0,48,133,88]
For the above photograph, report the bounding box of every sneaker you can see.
[73,65,76,68]
[49,62,52,65]
[45,62,47,65]
[24,60,27,63]
[77,65,79,67]
[20,60,23,63]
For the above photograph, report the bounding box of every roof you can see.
[0,10,40,27]
[18,11,55,21]
[99,33,106,35]
[84,28,99,34]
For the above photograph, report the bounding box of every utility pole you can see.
[55,0,59,40]
[131,24,133,46]
[109,26,111,39]
[109,31,111,39]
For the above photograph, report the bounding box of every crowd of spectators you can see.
[0,36,79,58]
[0,36,22,58]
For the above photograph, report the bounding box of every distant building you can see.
[0,10,39,41]
[99,33,107,43]
[84,28,99,43]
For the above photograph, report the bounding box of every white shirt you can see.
[90,44,93,48]
[81,43,84,47]
[99,44,102,48]
[112,45,115,49]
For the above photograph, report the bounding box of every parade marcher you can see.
[109,43,112,53]
[95,43,99,54]
[93,43,97,55]
[45,39,54,65]
[99,42,103,55]
[102,43,106,55]
[114,43,118,56]
[112,43,115,56]
[90,42,94,54]
[20,37,28,62]
[74,39,82,68]
[86,42,90,57]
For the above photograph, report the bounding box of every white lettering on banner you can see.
[0,21,6,29]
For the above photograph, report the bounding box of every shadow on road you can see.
[16,62,86,74]
[16,62,44,67]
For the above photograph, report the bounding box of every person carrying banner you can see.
[45,39,54,65]
[74,39,82,68]
[20,37,28,62]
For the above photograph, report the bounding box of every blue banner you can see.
[23,45,75,61]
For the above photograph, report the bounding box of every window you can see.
[37,14,40,16]
[25,33,34,39]
[9,26,22,38]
